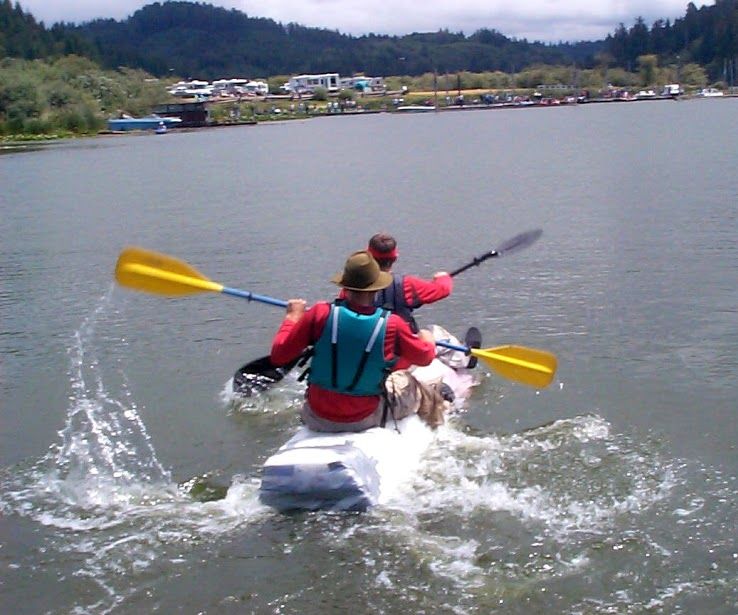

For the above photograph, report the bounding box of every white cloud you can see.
[19,0,703,43]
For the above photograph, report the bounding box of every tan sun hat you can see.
[331,250,393,291]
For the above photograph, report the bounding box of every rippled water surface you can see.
[1,99,737,613]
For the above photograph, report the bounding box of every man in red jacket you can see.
[367,232,452,333]
[271,250,441,432]
[367,232,481,370]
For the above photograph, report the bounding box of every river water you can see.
[1,99,737,613]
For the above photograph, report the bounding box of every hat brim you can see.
[331,270,393,292]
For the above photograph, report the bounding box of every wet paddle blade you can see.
[232,353,306,396]
[473,344,557,388]
[449,229,543,276]
[115,246,223,296]
[494,229,543,257]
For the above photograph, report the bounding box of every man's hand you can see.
[285,298,307,323]
[417,328,436,346]
[432,271,450,280]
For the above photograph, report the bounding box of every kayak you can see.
[259,358,476,512]
[258,326,480,512]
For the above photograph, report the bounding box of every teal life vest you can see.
[309,301,396,396]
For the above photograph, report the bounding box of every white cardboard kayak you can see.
[258,413,435,511]
[259,349,476,512]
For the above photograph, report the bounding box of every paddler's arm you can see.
[270,298,314,366]
[403,272,453,306]
[387,314,436,368]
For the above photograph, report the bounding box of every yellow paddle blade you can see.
[473,345,557,389]
[115,246,224,296]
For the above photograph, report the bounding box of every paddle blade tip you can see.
[475,345,557,389]
[114,246,219,296]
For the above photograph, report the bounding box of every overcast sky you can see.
[20,0,704,43]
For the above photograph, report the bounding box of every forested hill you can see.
[2,0,737,81]
[69,1,597,79]
[0,0,94,58]
[605,0,738,76]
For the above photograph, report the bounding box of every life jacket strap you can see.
[330,304,340,388]
[346,310,389,392]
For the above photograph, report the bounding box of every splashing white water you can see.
[2,295,733,615]
[0,292,270,614]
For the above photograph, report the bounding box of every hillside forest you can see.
[1,0,736,137]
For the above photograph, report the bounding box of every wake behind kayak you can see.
[254,327,479,512]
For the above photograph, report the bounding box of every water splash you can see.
[0,291,269,613]
[54,292,168,491]
[221,371,305,416]
[299,412,734,615]
[2,301,735,615]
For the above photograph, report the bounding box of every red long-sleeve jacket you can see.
[400,273,453,307]
[340,274,453,309]
[271,301,436,422]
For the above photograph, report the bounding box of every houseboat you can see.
[107,114,183,131]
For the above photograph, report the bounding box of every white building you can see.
[661,84,683,96]
[211,78,249,96]
[243,80,269,96]
[168,80,214,99]
[211,78,269,97]
[285,73,340,94]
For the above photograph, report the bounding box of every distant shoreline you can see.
[2,92,735,146]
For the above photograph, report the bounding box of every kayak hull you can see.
[259,413,435,512]
[258,325,478,513]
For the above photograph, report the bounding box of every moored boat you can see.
[697,87,724,98]
[107,114,182,131]
[395,105,437,112]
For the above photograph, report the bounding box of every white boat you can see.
[395,105,437,113]
[259,329,478,512]
[635,89,656,99]
[697,87,724,97]
[107,114,182,131]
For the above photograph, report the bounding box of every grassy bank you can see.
[1,54,724,138]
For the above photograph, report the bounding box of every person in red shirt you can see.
[271,250,440,433]
[366,232,452,333]
[366,232,481,370]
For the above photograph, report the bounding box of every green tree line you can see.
[2,1,599,78]
[1,0,736,137]
[0,0,94,58]
[66,2,596,79]
[605,0,738,80]
[3,0,737,80]
[0,54,169,136]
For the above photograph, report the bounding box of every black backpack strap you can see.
[296,347,314,382]
[379,367,400,432]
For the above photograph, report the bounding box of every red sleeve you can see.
[270,302,330,365]
[403,274,452,307]
[384,313,435,369]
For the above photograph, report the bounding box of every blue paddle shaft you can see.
[221,287,288,307]
[218,294,472,354]
[436,339,470,353]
